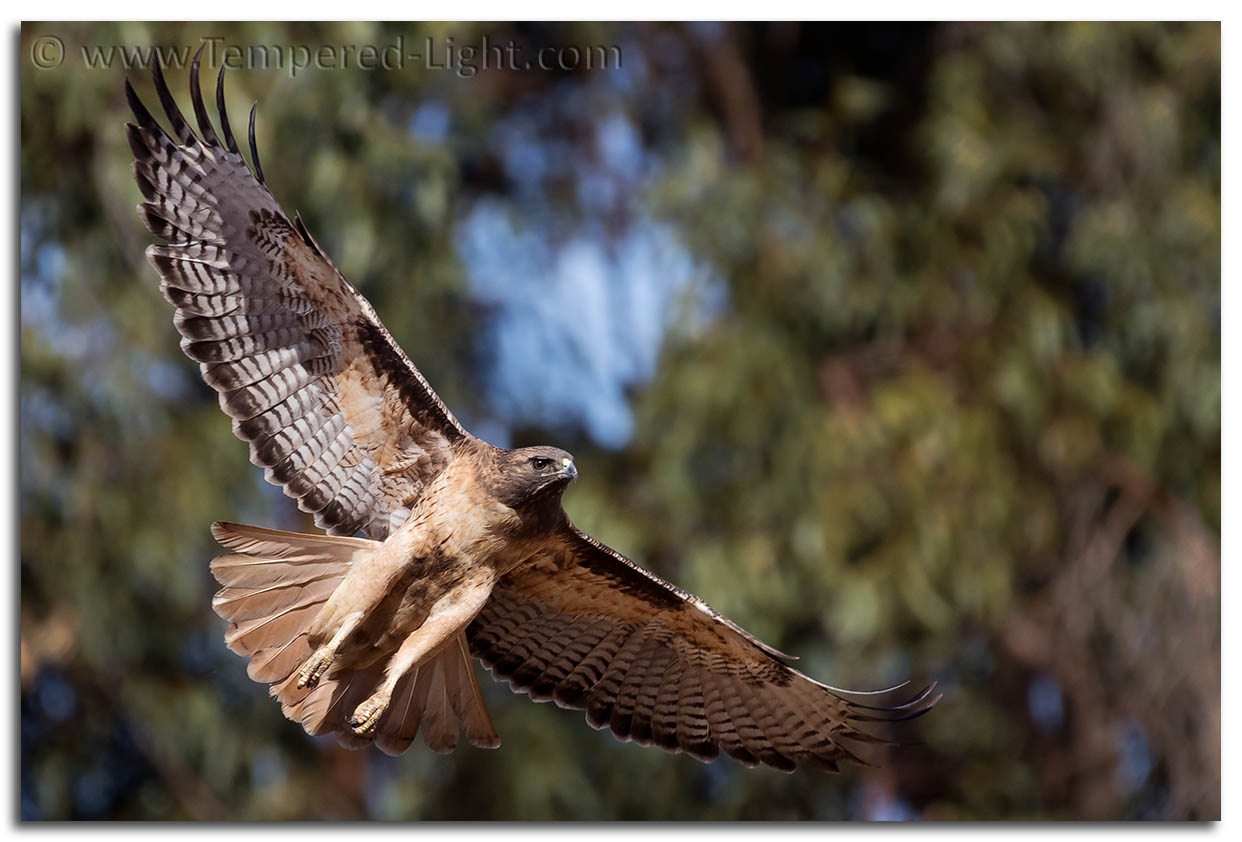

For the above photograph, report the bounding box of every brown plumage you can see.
[126,50,939,769]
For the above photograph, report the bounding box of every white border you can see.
[9,10,1229,833]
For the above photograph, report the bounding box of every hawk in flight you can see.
[125,51,938,771]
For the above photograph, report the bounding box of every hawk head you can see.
[487,445,577,513]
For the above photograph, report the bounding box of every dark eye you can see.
[530,457,552,471]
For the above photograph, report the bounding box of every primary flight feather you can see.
[126,50,938,771]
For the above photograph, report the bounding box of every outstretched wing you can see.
[126,52,468,539]
[468,525,940,773]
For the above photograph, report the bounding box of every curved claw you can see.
[296,648,336,690]
[349,689,392,737]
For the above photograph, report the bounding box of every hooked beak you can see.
[560,457,578,481]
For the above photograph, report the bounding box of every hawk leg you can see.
[350,580,493,736]
[297,612,363,689]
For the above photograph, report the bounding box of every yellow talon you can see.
[296,648,335,689]
[350,689,392,736]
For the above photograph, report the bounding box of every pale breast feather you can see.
[127,50,470,540]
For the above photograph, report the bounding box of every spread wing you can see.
[126,53,468,539]
[468,525,940,773]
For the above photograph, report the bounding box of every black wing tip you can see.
[124,76,160,135]
[125,46,198,150]
[247,101,266,185]
[844,680,942,721]
[125,47,263,185]
[216,64,240,153]
[189,43,222,148]
[148,48,167,88]
[149,51,195,146]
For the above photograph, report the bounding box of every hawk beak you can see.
[561,458,578,481]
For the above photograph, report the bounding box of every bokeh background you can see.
[20,21,1220,820]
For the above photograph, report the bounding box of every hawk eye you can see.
[530,457,553,471]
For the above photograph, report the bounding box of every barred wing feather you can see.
[126,52,468,539]
[468,525,941,773]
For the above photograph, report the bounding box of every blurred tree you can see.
[21,21,1218,819]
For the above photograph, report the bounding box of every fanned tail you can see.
[374,634,501,755]
[210,521,369,671]
[209,522,499,753]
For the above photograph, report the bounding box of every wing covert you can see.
[126,51,469,539]
[468,524,939,773]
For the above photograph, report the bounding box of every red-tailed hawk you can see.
[125,51,938,771]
